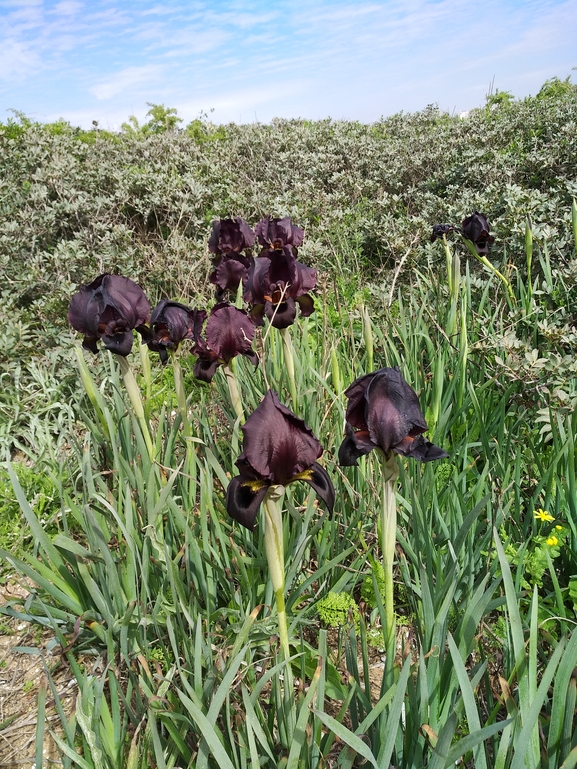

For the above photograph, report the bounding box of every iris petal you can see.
[68,274,151,356]
[338,426,376,466]
[238,391,323,484]
[365,368,427,453]
[226,475,270,530]
[193,357,220,383]
[101,331,134,356]
[394,434,449,462]
[292,462,335,512]
[296,294,315,317]
[265,298,296,329]
[340,367,448,465]
[206,304,256,363]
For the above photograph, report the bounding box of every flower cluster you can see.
[68,213,451,675]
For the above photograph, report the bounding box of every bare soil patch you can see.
[0,579,74,768]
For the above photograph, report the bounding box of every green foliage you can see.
[361,560,386,609]
[2,79,577,767]
[537,76,577,100]
[485,89,515,109]
[317,591,360,629]
[0,462,61,569]
[121,102,183,135]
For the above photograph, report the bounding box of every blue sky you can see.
[0,0,575,128]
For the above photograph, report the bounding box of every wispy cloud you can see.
[91,64,164,100]
[0,0,575,126]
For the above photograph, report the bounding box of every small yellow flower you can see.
[555,525,563,531]
[534,509,555,523]
[546,536,559,547]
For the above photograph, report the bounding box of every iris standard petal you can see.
[68,288,102,336]
[243,256,271,304]
[462,212,495,256]
[100,274,150,329]
[343,372,378,429]
[209,218,255,254]
[255,217,304,249]
[226,475,270,530]
[238,391,323,484]
[206,304,257,363]
[365,368,427,453]
[210,255,250,294]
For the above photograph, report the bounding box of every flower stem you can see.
[73,346,110,439]
[223,362,245,424]
[171,354,191,437]
[443,235,460,337]
[463,237,515,301]
[263,486,290,662]
[117,355,155,459]
[361,305,374,372]
[279,327,298,408]
[381,451,399,683]
[139,339,152,406]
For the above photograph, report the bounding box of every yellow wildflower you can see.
[546,536,559,547]
[555,525,563,531]
[534,509,554,523]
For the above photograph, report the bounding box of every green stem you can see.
[139,339,152,406]
[73,346,109,439]
[171,354,191,437]
[457,285,468,411]
[361,305,374,372]
[223,362,245,424]
[463,237,515,301]
[442,236,460,337]
[279,328,298,408]
[117,355,155,459]
[381,452,399,683]
[263,486,290,662]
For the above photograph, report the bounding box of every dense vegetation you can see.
[1,80,577,768]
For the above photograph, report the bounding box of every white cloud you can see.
[50,1,83,15]
[0,38,40,79]
[90,64,164,100]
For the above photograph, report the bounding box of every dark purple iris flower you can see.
[461,212,495,256]
[209,218,255,256]
[209,253,251,299]
[430,224,456,243]
[209,218,255,299]
[192,303,259,382]
[243,249,317,329]
[68,273,151,356]
[226,390,335,530]
[255,216,304,253]
[147,300,206,364]
[338,367,448,466]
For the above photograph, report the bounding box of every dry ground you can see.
[0,579,74,769]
